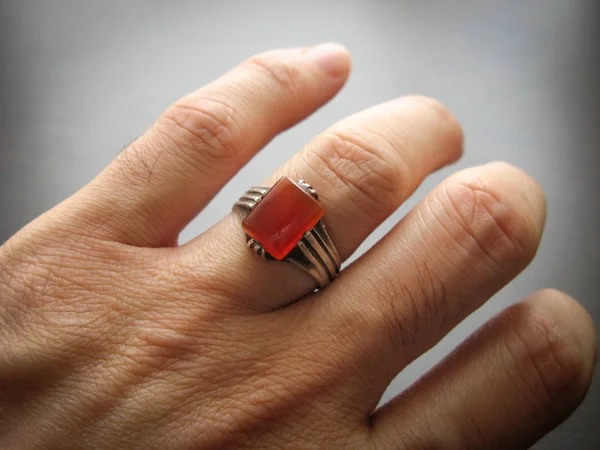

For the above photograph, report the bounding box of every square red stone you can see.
[242,177,324,260]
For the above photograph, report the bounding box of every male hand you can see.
[0,44,595,449]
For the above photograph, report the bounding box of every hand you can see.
[0,44,595,449]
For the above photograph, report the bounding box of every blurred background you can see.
[0,0,598,448]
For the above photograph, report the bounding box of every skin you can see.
[0,43,596,449]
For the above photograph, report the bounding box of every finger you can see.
[181,96,464,310]
[369,289,597,449]
[308,162,546,409]
[77,44,351,247]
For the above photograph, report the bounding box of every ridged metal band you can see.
[233,180,341,289]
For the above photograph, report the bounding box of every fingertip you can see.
[305,43,352,79]
[487,162,547,233]
[524,289,597,395]
[451,162,547,262]
[401,95,464,164]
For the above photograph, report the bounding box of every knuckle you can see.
[246,52,304,97]
[310,130,405,214]
[156,95,244,168]
[438,170,539,273]
[505,294,593,410]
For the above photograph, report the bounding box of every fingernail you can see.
[305,43,350,77]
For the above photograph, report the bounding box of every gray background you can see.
[0,0,598,448]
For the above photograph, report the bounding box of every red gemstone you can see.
[242,177,324,260]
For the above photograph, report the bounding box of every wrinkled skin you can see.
[0,44,596,449]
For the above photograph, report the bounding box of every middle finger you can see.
[180,96,463,311]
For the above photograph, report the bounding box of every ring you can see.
[233,177,341,289]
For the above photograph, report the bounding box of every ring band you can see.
[233,177,341,289]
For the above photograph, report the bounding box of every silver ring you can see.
[233,177,341,289]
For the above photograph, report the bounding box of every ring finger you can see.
[304,162,547,415]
